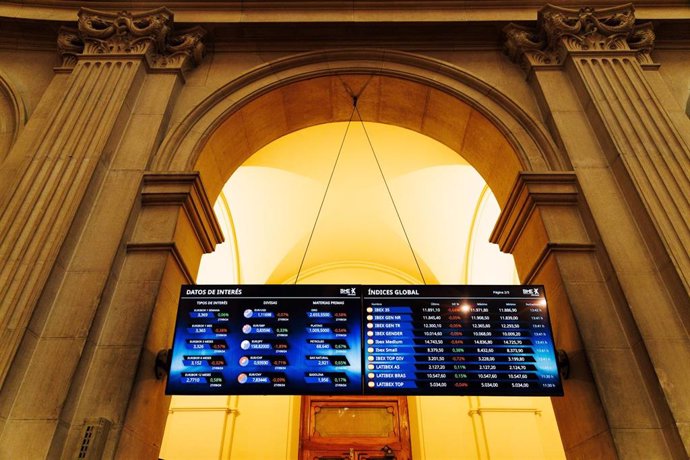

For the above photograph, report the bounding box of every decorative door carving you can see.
[300,396,411,460]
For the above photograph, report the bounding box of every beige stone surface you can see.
[574,57,690,296]
[505,9,690,454]
[431,50,543,124]
[539,263,581,352]
[420,87,473,155]
[174,211,206,278]
[194,144,232,202]
[0,50,54,118]
[643,339,690,421]
[56,169,142,272]
[118,256,187,456]
[131,205,183,246]
[615,271,689,341]
[0,419,58,459]
[114,426,163,460]
[117,251,170,284]
[564,429,617,460]
[554,252,607,284]
[167,84,216,128]
[0,55,190,454]
[97,281,162,346]
[560,281,630,348]
[679,423,690,454]
[546,111,609,168]
[510,211,550,278]
[50,167,221,456]
[283,77,337,131]
[655,50,690,116]
[607,155,678,272]
[492,169,689,457]
[111,114,167,170]
[532,256,614,455]
[134,73,182,117]
[587,348,663,429]
[0,57,145,389]
[612,428,681,459]
[0,335,84,420]
[1,3,690,459]
[575,167,656,271]
[0,75,22,161]
[186,68,534,211]
[28,268,108,338]
[56,260,181,456]
[73,346,143,420]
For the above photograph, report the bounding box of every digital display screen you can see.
[166,285,562,397]
[362,285,562,396]
[166,285,362,395]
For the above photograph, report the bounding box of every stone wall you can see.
[0,3,689,458]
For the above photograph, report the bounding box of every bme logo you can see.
[340,287,357,296]
[522,288,540,297]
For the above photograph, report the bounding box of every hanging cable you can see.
[294,104,358,284]
[355,106,427,285]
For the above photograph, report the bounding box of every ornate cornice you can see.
[56,7,206,71]
[504,3,655,72]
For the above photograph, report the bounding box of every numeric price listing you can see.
[362,285,562,396]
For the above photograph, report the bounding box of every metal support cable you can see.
[354,105,427,285]
[295,97,427,285]
[295,105,357,284]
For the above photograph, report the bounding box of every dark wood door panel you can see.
[300,396,411,460]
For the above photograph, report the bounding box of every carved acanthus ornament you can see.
[504,3,655,72]
[57,7,206,70]
[56,28,84,68]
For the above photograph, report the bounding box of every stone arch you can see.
[153,49,566,206]
[131,48,607,458]
[0,70,25,162]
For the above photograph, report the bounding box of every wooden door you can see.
[300,396,411,460]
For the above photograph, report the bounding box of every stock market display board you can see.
[166,285,562,397]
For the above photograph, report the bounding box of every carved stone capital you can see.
[78,7,172,56]
[56,7,206,71]
[151,26,207,70]
[57,27,84,68]
[503,23,560,74]
[504,3,655,72]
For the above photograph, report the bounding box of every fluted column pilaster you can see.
[505,4,690,457]
[0,8,206,458]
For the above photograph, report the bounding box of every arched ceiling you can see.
[0,72,24,162]
[198,122,518,285]
[197,74,523,208]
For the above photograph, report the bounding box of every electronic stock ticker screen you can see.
[166,285,563,397]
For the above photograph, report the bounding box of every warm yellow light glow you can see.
[160,122,564,460]
[200,122,512,285]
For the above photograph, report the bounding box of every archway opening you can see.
[160,120,565,459]
[184,73,529,209]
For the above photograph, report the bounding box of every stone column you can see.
[494,172,653,458]
[0,8,208,458]
[505,4,690,457]
[51,172,222,459]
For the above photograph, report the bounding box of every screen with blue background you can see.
[166,285,562,397]
[166,285,363,395]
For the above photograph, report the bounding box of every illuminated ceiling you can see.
[198,122,518,285]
